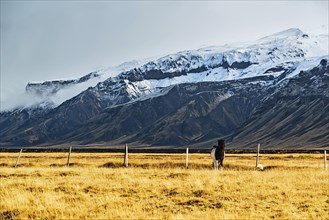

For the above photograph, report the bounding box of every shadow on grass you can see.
[49,163,87,167]
[99,162,257,171]
[262,165,315,171]
[0,172,42,178]
[100,162,122,168]
[8,163,36,168]
[0,210,20,220]
[0,163,10,167]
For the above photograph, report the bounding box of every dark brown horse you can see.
[210,139,225,170]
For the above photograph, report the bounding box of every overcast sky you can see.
[1,1,328,109]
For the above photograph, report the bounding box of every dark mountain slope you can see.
[129,87,266,146]
[44,79,272,147]
[229,59,329,149]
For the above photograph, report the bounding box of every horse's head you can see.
[217,139,225,150]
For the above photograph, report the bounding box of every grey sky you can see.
[1,1,328,109]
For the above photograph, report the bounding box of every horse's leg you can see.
[216,161,219,171]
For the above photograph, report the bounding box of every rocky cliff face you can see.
[0,29,328,149]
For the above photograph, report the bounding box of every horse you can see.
[210,139,225,170]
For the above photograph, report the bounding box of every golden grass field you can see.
[0,152,328,219]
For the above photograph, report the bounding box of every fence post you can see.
[256,143,260,167]
[186,147,189,169]
[325,150,327,170]
[124,144,128,167]
[67,146,72,167]
[14,149,23,168]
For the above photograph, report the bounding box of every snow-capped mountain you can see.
[1,28,328,149]
[20,28,328,111]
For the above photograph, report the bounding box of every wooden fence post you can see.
[124,144,128,167]
[14,149,23,168]
[256,143,260,167]
[186,147,189,169]
[67,146,72,167]
[325,150,327,170]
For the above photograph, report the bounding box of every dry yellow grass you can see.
[0,152,328,219]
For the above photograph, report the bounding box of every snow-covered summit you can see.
[130,28,327,77]
[260,28,306,40]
